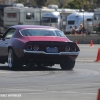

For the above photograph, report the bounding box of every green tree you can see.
[56,0,69,8]
[35,0,47,6]
[15,0,76,8]
[63,0,97,11]
[95,0,100,7]
[16,0,36,6]
[64,0,82,9]
[15,0,100,9]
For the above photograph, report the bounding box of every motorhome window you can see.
[42,17,58,23]
[68,21,75,25]
[51,18,58,23]
[87,19,92,21]
[41,17,49,22]
[94,14,100,20]
[7,13,17,18]
[26,13,34,20]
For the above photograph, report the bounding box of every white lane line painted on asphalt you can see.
[0,87,97,95]
[76,59,94,62]
[0,71,14,74]
[48,91,97,95]
[47,83,100,87]
[0,88,43,92]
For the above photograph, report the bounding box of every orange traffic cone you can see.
[90,40,94,47]
[97,89,100,100]
[75,40,78,45]
[95,48,100,62]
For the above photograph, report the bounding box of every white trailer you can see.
[41,9,80,32]
[92,8,100,33]
[41,11,61,29]
[65,12,94,34]
[59,9,78,32]
[3,6,55,28]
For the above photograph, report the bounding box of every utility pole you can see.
[82,0,84,33]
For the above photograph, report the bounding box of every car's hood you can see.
[26,36,71,42]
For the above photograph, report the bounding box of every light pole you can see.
[82,0,84,33]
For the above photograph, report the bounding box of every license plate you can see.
[46,47,58,53]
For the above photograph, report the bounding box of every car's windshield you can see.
[20,29,66,37]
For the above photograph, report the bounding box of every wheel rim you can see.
[8,49,13,68]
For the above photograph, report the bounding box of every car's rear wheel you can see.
[60,60,75,70]
[8,48,22,70]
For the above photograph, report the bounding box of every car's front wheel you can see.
[60,60,75,70]
[8,48,22,70]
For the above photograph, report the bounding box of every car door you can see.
[0,28,16,57]
[0,36,6,56]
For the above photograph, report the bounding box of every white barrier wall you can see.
[67,34,100,44]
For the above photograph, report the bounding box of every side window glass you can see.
[7,13,17,18]
[5,28,16,39]
[26,13,34,20]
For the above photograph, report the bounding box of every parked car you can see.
[0,25,80,70]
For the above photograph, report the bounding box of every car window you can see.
[21,29,55,36]
[54,30,66,37]
[20,29,66,37]
[5,28,16,39]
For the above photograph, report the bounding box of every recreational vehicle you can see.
[60,9,78,32]
[41,11,61,29]
[65,12,94,34]
[92,8,100,33]
[48,5,58,10]
[41,9,80,32]
[3,6,55,28]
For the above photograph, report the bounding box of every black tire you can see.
[8,48,22,70]
[60,60,75,70]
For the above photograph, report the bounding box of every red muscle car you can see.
[0,25,80,70]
